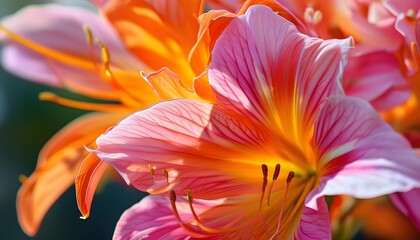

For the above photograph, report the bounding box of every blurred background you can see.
[0,1,146,239]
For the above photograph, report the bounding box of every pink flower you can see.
[93,6,420,239]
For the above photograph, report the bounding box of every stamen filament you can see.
[270,171,294,240]
[169,191,202,233]
[39,92,126,112]
[267,164,281,206]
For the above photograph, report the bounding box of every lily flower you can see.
[0,0,211,235]
[93,6,420,239]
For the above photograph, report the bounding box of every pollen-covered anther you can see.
[304,7,323,24]
[82,24,93,47]
[287,171,295,184]
[406,9,416,21]
[267,163,281,206]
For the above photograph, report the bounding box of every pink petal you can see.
[0,4,142,99]
[295,197,331,240]
[94,99,270,199]
[209,5,352,139]
[343,51,410,111]
[114,194,218,240]
[306,96,420,209]
[390,189,420,230]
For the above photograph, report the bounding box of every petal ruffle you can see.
[0,4,143,100]
[209,5,352,142]
[306,96,420,209]
[94,99,271,199]
[17,112,123,236]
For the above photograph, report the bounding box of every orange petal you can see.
[142,67,201,100]
[104,0,205,85]
[75,153,109,219]
[17,112,124,236]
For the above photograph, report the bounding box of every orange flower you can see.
[0,0,216,235]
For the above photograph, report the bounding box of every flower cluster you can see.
[2,0,420,239]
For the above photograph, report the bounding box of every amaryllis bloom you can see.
[93,6,420,239]
[0,0,212,235]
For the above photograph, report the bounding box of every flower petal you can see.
[94,99,271,199]
[306,96,420,209]
[142,67,201,101]
[17,112,122,236]
[104,0,205,85]
[390,189,420,230]
[113,194,217,240]
[0,4,142,100]
[209,5,352,141]
[343,51,410,111]
[295,197,331,240]
[75,153,109,219]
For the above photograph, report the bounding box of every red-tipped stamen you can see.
[270,171,294,240]
[267,164,281,206]
[259,164,268,212]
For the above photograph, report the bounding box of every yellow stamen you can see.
[83,25,93,47]
[39,92,125,112]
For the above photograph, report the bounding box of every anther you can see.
[186,189,193,204]
[267,164,281,206]
[406,9,416,21]
[170,190,176,202]
[259,164,269,212]
[18,175,28,184]
[83,25,93,46]
[148,164,155,176]
[287,171,295,183]
[313,10,323,24]
[163,168,169,183]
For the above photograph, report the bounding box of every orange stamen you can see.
[267,164,281,206]
[169,191,201,233]
[39,92,126,112]
[18,174,28,184]
[411,42,420,71]
[270,171,294,240]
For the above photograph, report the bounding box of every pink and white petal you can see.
[209,5,352,138]
[94,99,270,199]
[390,189,420,230]
[343,51,410,111]
[0,4,142,99]
[306,96,420,209]
[294,197,331,240]
[114,194,218,240]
